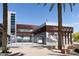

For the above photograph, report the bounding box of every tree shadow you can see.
[0,51,12,56]
[48,53,69,56]
[8,52,24,56]
[31,45,44,49]
[48,53,61,56]
[51,50,61,53]
[48,52,79,56]
[69,53,79,56]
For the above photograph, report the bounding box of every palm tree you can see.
[2,3,8,53]
[40,3,75,50]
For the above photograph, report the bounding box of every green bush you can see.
[1,47,9,53]
[73,32,79,42]
[7,47,9,50]
[74,48,79,53]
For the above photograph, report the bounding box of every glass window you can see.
[17,36,22,39]
[11,16,15,18]
[23,37,30,40]
[11,24,15,26]
[11,14,15,16]
[17,29,33,32]
[11,23,15,25]
[11,17,15,20]
[11,14,15,21]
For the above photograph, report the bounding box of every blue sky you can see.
[0,3,79,32]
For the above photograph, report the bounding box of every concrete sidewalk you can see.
[1,42,79,56]
[8,43,52,56]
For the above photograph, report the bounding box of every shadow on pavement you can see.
[48,53,62,56]
[31,45,44,49]
[69,53,79,56]
[48,53,70,56]
[8,52,24,56]
[51,50,61,53]
[48,52,79,56]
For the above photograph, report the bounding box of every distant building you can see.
[8,11,16,43]
[0,11,16,47]
[15,22,73,47]
[0,22,73,47]
[16,24,37,42]
[33,22,73,46]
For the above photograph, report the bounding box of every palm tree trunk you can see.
[2,3,8,53]
[58,3,63,50]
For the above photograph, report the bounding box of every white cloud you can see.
[74,22,79,25]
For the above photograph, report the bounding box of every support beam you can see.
[70,33,72,44]
[65,32,66,44]
[67,33,69,44]
[62,32,64,45]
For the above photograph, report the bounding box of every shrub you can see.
[74,48,79,53]
[73,32,79,42]
[7,47,9,50]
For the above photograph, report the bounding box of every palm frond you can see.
[49,3,55,12]
[73,3,75,6]
[69,3,72,12]
[43,3,47,7]
[37,3,41,6]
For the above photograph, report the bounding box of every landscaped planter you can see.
[51,46,56,49]
[46,46,52,50]
[61,49,70,54]
[61,49,65,54]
